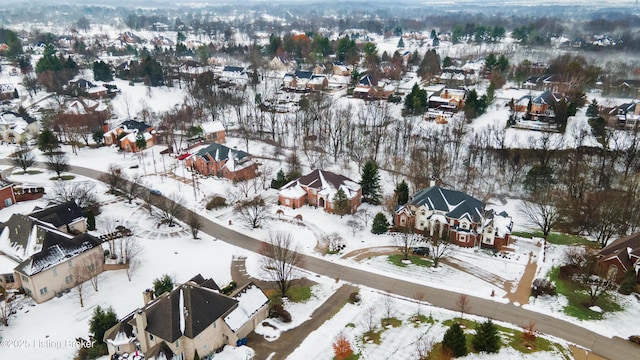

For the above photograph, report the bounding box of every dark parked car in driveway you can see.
[149,189,162,196]
[412,247,430,256]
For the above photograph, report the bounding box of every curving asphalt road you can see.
[7,160,639,360]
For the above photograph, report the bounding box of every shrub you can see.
[206,196,227,210]
[348,291,361,304]
[221,281,237,295]
[269,304,292,323]
[153,274,174,297]
[531,278,557,297]
[618,269,637,295]
[629,335,640,345]
[371,212,389,235]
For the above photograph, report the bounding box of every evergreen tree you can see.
[38,128,58,153]
[442,323,467,357]
[586,98,600,118]
[153,274,174,296]
[87,210,96,231]
[404,84,428,115]
[394,180,410,205]
[93,60,113,82]
[135,132,147,151]
[360,160,381,204]
[371,212,389,234]
[397,37,405,48]
[619,269,637,295]
[89,305,118,345]
[418,49,441,79]
[332,188,350,218]
[472,320,501,353]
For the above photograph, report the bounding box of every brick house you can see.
[278,169,362,214]
[0,179,15,209]
[185,143,258,180]
[599,233,640,284]
[104,275,269,360]
[103,119,156,152]
[395,185,512,249]
[201,121,226,144]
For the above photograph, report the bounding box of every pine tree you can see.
[87,210,96,231]
[586,98,600,118]
[472,320,500,353]
[442,323,467,357]
[371,212,390,234]
[619,269,637,295]
[394,180,410,205]
[397,37,405,48]
[361,160,381,204]
[89,305,118,345]
[193,350,201,360]
[153,274,174,297]
[332,188,350,218]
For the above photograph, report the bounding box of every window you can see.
[39,287,48,295]
[4,198,12,207]
[87,263,95,272]
[285,199,290,205]
[21,274,29,283]
[149,334,154,341]
[65,275,73,284]
[4,274,15,283]
[116,346,120,352]
[68,260,73,267]
[52,267,57,276]
[175,339,180,348]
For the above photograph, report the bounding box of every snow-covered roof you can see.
[200,121,225,134]
[279,169,361,201]
[224,284,269,332]
[0,254,18,274]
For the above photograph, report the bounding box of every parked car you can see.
[149,189,162,196]
[412,247,430,256]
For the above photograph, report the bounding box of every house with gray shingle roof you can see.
[105,275,268,360]
[396,185,512,249]
[278,169,362,214]
[185,143,258,181]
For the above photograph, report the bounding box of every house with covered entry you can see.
[185,143,258,180]
[278,169,361,214]
[395,184,513,249]
[104,275,269,360]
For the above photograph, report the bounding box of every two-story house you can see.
[185,143,258,181]
[104,275,269,360]
[278,169,362,214]
[395,185,512,249]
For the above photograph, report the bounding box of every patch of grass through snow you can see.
[511,231,594,246]
[387,254,432,267]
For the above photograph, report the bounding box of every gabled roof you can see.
[532,90,562,105]
[29,200,85,229]
[599,233,640,272]
[146,341,174,360]
[0,111,37,125]
[104,317,135,346]
[119,119,152,133]
[222,66,244,73]
[294,70,313,80]
[14,230,101,276]
[407,186,485,223]
[195,143,249,163]
[0,214,47,260]
[280,169,361,201]
[143,280,238,342]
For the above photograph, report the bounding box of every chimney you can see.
[134,308,149,352]
[102,120,109,133]
[430,176,436,188]
[143,288,154,305]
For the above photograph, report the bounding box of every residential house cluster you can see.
[425,86,466,123]
[395,184,513,249]
[282,70,328,93]
[104,275,269,360]
[609,101,640,129]
[0,201,103,303]
[353,74,395,100]
[0,111,39,145]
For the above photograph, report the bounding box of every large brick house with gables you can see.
[278,169,361,214]
[185,143,258,180]
[395,185,513,249]
[599,233,640,284]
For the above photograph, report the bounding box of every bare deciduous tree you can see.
[100,163,126,193]
[320,232,344,253]
[234,195,268,228]
[47,181,98,213]
[259,231,303,298]
[45,152,70,179]
[414,332,435,360]
[456,294,471,319]
[395,230,420,260]
[120,236,142,281]
[427,224,451,268]
[346,219,364,237]
[382,291,395,320]
[11,147,35,172]
[519,190,561,240]
[187,209,203,239]
[0,295,17,326]
[122,173,143,204]
[360,305,378,333]
[152,193,186,227]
